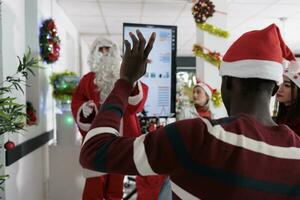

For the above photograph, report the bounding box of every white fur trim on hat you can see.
[128,81,143,105]
[195,83,212,98]
[220,59,283,84]
[284,61,300,88]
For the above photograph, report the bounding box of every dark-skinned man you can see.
[80,25,300,199]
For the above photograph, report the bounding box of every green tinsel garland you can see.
[211,90,222,107]
[49,71,79,102]
[196,22,229,38]
[193,45,221,68]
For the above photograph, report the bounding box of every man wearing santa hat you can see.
[80,26,300,200]
[71,37,148,200]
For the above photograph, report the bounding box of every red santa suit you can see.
[72,71,148,200]
[72,36,165,200]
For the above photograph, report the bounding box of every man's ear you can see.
[272,84,279,96]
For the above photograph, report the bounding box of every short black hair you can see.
[224,76,277,95]
[239,78,277,95]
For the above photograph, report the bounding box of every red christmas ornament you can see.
[48,39,54,44]
[48,53,57,62]
[51,30,57,37]
[27,111,37,125]
[53,43,60,51]
[53,51,60,59]
[26,101,37,126]
[47,20,56,31]
[5,140,15,151]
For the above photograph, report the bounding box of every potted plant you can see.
[0,48,40,187]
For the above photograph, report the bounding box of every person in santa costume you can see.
[275,61,300,135]
[71,37,148,200]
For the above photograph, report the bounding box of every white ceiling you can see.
[57,0,300,56]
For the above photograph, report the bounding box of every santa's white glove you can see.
[82,101,97,118]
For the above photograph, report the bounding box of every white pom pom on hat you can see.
[284,61,300,88]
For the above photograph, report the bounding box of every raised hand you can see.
[120,30,156,84]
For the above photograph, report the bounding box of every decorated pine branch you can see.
[193,44,222,68]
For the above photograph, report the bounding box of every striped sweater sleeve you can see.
[79,79,204,176]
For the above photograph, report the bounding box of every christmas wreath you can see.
[39,19,60,64]
[192,0,215,24]
[192,0,230,38]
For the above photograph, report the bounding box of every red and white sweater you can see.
[80,79,300,200]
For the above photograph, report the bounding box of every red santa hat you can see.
[284,61,300,88]
[194,81,222,107]
[219,24,296,84]
[195,82,213,98]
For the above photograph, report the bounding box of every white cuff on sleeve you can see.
[128,81,143,105]
[76,102,93,131]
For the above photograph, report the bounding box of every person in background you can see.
[275,61,300,135]
[178,82,221,120]
[71,37,148,200]
[80,25,300,199]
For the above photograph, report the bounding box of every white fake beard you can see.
[93,55,121,104]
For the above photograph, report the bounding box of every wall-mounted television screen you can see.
[123,23,177,117]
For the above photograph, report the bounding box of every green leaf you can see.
[25,47,31,61]
[0,111,10,120]
[1,48,42,134]
[17,56,23,72]
[0,97,17,101]
[27,67,35,76]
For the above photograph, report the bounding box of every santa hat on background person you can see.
[284,61,300,88]
[194,81,222,107]
[219,23,296,84]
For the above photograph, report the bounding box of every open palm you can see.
[120,30,156,84]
